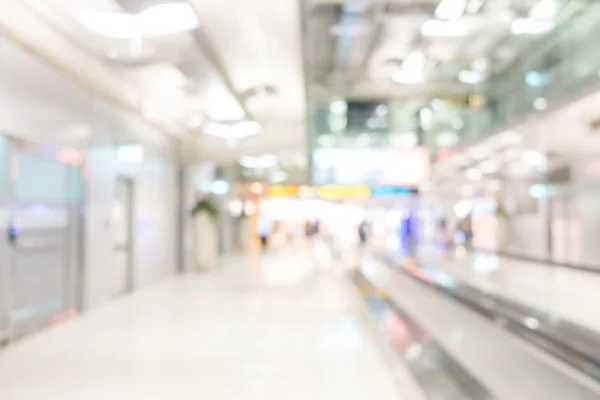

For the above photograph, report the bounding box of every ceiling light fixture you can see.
[511,18,553,35]
[421,19,469,37]
[203,120,262,139]
[521,150,546,167]
[239,154,278,169]
[529,0,558,20]
[75,3,200,38]
[330,100,348,114]
[435,0,468,20]
[402,50,426,71]
[458,69,484,84]
[533,97,548,110]
[466,168,482,181]
[392,70,426,85]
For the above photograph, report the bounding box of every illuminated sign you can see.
[382,147,430,187]
[267,186,299,197]
[317,185,370,200]
[528,183,557,199]
[370,187,417,197]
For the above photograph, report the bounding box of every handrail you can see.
[378,252,600,385]
[352,270,496,400]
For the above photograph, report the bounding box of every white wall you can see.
[0,34,180,311]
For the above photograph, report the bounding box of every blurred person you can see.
[358,219,369,246]
[400,208,418,257]
[459,213,473,249]
[257,218,271,251]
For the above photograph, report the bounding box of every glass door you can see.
[2,138,84,340]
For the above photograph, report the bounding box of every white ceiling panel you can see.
[189,0,305,122]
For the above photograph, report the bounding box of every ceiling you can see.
[20,0,306,166]
[0,0,578,184]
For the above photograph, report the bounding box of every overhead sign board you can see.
[317,185,370,200]
[370,187,418,197]
[267,186,299,197]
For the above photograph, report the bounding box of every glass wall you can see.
[468,4,600,138]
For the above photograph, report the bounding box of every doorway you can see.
[0,138,84,340]
[112,177,134,298]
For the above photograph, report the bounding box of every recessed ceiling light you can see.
[533,97,548,110]
[529,0,558,20]
[330,100,347,114]
[458,70,484,84]
[75,3,200,38]
[511,18,553,35]
[203,120,261,139]
[466,168,482,181]
[392,70,426,85]
[521,150,546,167]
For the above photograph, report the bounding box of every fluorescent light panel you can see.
[511,18,553,35]
[421,19,469,37]
[203,120,262,139]
[435,0,468,20]
[458,69,484,84]
[76,3,200,38]
[529,0,558,20]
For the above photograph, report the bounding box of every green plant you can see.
[496,204,508,217]
[192,198,219,220]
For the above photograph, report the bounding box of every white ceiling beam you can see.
[0,1,182,137]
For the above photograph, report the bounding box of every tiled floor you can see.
[0,250,404,400]
[416,245,600,333]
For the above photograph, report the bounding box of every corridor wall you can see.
[0,35,180,312]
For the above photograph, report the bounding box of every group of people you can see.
[256,217,370,253]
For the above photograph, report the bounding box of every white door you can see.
[112,178,133,298]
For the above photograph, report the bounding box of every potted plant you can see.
[191,197,219,270]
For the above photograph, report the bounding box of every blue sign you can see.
[370,186,417,197]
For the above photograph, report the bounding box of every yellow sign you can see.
[317,185,370,200]
[267,186,299,197]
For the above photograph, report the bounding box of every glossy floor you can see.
[416,245,600,333]
[0,250,406,400]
